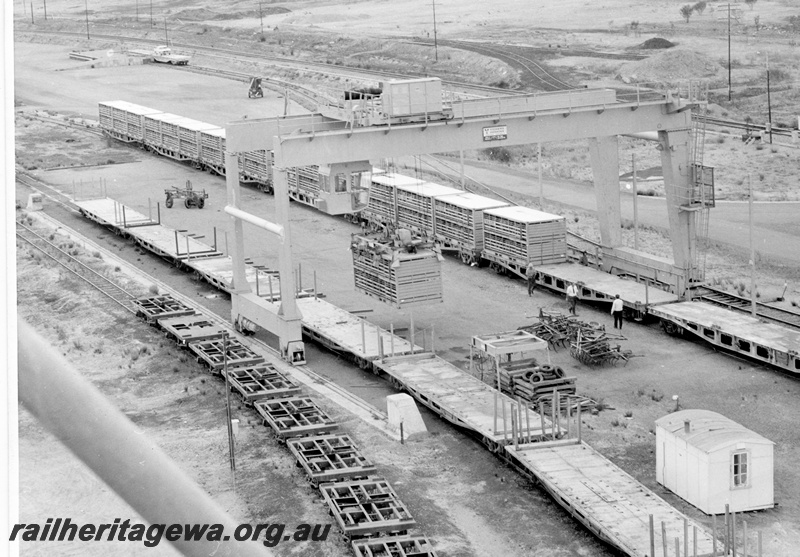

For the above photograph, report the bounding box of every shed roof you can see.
[655,409,773,453]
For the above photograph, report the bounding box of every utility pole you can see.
[748,174,756,317]
[537,143,543,207]
[30,2,34,23]
[431,0,439,62]
[43,0,46,20]
[766,52,773,144]
[135,0,138,22]
[727,3,732,101]
[149,0,153,27]
[84,0,89,40]
[632,153,639,251]
[222,334,237,490]
[164,17,168,45]
[259,2,264,37]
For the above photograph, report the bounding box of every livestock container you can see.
[240,150,273,189]
[199,128,226,174]
[175,117,221,161]
[98,100,163,143]
[394,181,461,235]
[350,233,443,309]
[432,191,508,262]
[143,113,186,158]
[482,206,567,271]
[364,173,424,227]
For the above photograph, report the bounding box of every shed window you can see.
[703,328,715,339]
[755,345,769,359]
[720,334,733,347]
[732,451,749,488]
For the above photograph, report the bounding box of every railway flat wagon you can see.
[98,100,163,143]
[482,206,567,275]
[432,192,508,264]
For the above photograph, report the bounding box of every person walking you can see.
[525,262,538,296]
[566,282,578,315]
[611,294,624,329]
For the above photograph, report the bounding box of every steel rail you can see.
[15,221,138,315]
[695,286,800,331]
[19,28,512,97]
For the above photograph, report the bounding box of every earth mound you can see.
[618,48,722,83]
[639,38,675,50]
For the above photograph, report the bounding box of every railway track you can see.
[699,114,795,139]
[420,39,576,92]
[15,220,138,315]
[694,286,800,331]
[19,28,513,98]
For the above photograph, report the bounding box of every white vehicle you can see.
[152,45,190,65]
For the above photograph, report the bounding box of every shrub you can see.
[148,284,159,295]
[624,410,633,418]
[650,390,664,402]
[611,418,621,427]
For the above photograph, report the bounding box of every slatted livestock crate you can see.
[198,127,227,176]
[143,112,188,160]
[432,192,508,264]
[175,117,221,162]
[482,206,567,274]
[363,173,424,227]
[287,165,322,205]
[351,232,443,309]
[395,181,461,235]
[98,100,163,143]
[240,149,273,191]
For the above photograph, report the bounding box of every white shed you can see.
[655,409,774,515]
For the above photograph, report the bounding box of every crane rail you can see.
[694,286,800,331]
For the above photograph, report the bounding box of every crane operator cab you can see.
[316,160,372,216]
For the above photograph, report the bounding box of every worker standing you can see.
[566,282,578,315]
[525,262,538,296]
[611,294,624,329]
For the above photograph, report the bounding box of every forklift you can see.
[248,77,264,98]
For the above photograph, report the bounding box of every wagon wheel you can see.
[165,195,173,209]
[197,196,205,209]
[184,197,192,209]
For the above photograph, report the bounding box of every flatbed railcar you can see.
[128,293,436,552]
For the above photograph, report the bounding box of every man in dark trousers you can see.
[525,262,538,296]
[611,294,624,329]
[566,282,578,315]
